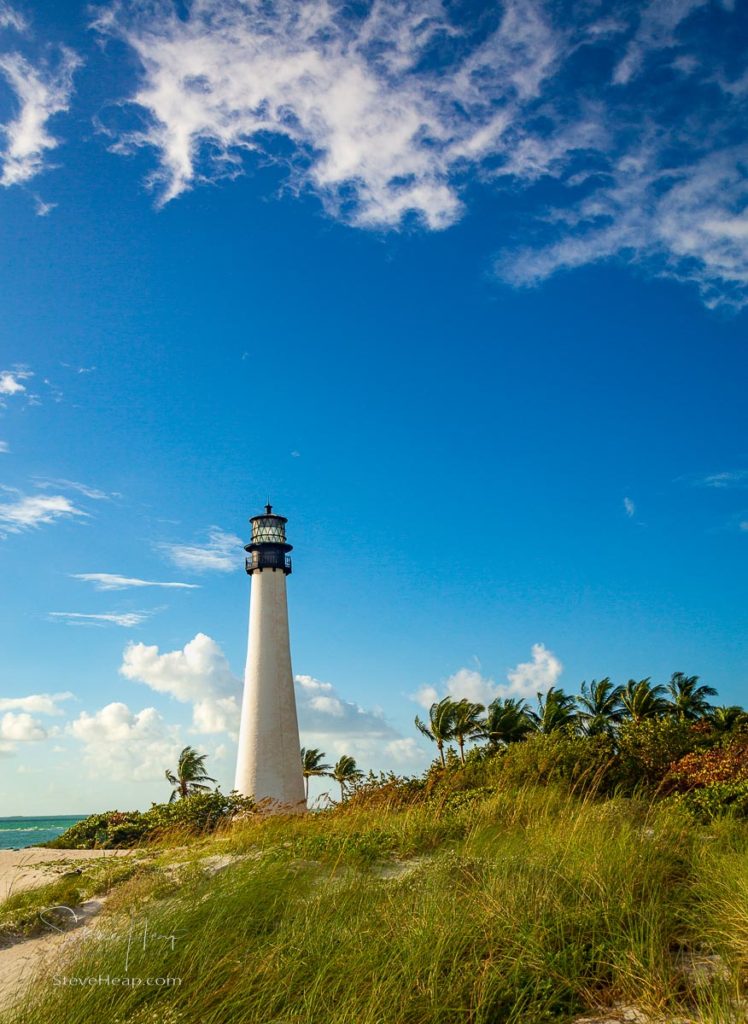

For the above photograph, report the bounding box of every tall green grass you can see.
[3,785,747,1024]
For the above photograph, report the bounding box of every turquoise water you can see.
[0,816,87,849]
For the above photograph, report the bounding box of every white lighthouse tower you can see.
[234,504,306,813]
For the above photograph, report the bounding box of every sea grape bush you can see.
[44,791,255,849]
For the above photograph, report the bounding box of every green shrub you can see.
[43,791,255,849]
[495,731,617,793]
[671,780,748,822]
[616,718,699,791]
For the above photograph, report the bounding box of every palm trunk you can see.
[438,741,445,767]
[458,736,465,764]
[339,781,345,803]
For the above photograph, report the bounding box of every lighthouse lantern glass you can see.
[252,517,286,544]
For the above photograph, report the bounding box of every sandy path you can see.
[0,847,132,902]
[0,898,107,1011]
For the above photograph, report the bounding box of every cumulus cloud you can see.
[506,643,563,698]
[0,367,32,397]
[159,528,242,573]
[49,611,151,627]
[68,701,183,781]
[0,692,73,715]
[0,45,80,187]
[414,643,563,708]
[120,632,241,735]
[0,710,47,742]
[72,572,199,591]
[89,0,748,307]
[293,673,423,767]
[295,674,398,737]
[0,490,87,535]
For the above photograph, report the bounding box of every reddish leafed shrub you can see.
[666,739,748,792]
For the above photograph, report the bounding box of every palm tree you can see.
[300,747,332,801]
[528,687,578,734]
[709,705,748,735]
[415,697,456,767]
[666,672,717,721]
[480,697,534,748]
[331,755,364,802]
[165,746,216,803]
[576,678,624,736]
[451,699,485,763]
[619,678,668,723]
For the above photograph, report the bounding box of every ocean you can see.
[0,816,87,849]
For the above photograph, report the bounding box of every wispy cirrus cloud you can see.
[624,497,636,518]
[0,32,80,188]
[0,2,26,33]
[72,572,199,591]
[693,470,748,489]
[92,0,748,308]
[159,527,242,573]
[49,610,153,627]
[0,489,87,535]
[0,441,8,453]
[612,0,709,86]
[34,478,115,500]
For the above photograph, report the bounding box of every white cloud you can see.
[35,478,113,500]
[294,672,402,763]
[72,572,199,591]
[94,0,565,226]
[740,521,748,532]
[0,46,80,186]
[0,711,46,742]
[506,643,563,699]
[159,527,242,573]
[68,702,183,782]
[120,632,241,735]
[33,194,56,216]
[613,0,707,86]
[384,737,425,765]
[0,3,26,33]
[0,367,32,395]
[414,643,563,708]
[92,0,748,308]
[0,490,87,535]
[49,611,151,627]
[0,441,8,453]
[0,692,73,715]
[624,496,635,518]
[696,470,748,489]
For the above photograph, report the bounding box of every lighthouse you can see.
[234,504,306,812]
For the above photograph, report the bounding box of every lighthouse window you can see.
[252,519,286,543]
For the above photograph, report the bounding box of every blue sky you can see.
[0,0,747,814]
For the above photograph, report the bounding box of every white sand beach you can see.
[0,846,134,1009]
[0,846,132,902]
